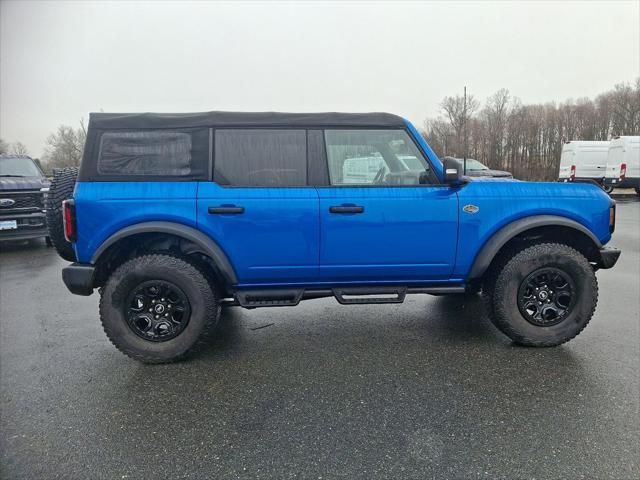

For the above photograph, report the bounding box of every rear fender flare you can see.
[90,221,238,285]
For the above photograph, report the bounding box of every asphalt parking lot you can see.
[1,197,638,480]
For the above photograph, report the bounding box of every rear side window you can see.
[97,129,209,178]
[214,129,307,186]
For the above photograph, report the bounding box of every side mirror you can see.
[443,157,465,185]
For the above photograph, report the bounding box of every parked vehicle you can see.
[50,111,620,363]
[558,141,611,191]
[444,157,513,178]
[604,136,640,196]
[0,154,50,244]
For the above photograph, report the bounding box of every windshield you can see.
[0,156,43,177]
[464,159,488,170]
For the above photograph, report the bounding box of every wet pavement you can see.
[1,197,638,479]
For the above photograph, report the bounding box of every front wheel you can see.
[483,243,597,347]
[602,184,614,194]
[99,254,220,363]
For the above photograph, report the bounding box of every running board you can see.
[230,285,466,308]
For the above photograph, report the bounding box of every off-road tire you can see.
[483,243,598,347]
[99,254,220,363]
[46,167,78,261]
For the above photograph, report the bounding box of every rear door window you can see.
[214,129,307,186]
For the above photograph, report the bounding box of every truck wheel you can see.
[603,185,614,194]
[483,243,597,347]
[99,254,220,363]
[46,167,78,261]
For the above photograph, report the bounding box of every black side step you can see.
[230,285,467,308]
[333,287,407,305]
[235,289,304,307]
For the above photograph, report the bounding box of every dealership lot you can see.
[1,197,638,479]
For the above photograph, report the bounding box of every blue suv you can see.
[50,111,620,363]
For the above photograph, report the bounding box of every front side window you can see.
[214,129,307,186]
[324,130,431,186]
[97,129,208,177]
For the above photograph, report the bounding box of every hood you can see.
[0,176,49,191]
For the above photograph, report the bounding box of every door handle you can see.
[329,205,364,214]
[208,206,245,214]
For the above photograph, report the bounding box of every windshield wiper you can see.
[0,174,26,177]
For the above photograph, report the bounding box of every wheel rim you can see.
[517,267,576,327]
[125,280,191,342]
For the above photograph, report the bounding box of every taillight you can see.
[62,199,77,242]
[570,165,576,180]
[620,163,627,180]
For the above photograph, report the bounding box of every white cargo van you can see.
[604,136,640,195]
[558,141,610,189]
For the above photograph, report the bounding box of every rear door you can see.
[317,129,458,283]
[197,129,319,286]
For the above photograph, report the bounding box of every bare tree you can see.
[9,142,29,155]
[439,93,479,155]
[0,138,8,155]
[43,119,87,169]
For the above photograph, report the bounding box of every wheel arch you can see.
[91,221,238,287]
[468,215,603,280]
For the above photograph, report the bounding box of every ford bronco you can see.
[48,111,620,363]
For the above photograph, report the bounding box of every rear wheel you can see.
[99,254,220,363]
[46,167,78,261]
[483,243,597,347]
[635,186,640,197]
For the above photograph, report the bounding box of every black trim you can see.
[62,263,96,296]
[90,221,238,285]
[598,247,620,269]
[307,129,330,186]
[468,215,603,279]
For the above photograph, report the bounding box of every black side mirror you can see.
[443,157,465,185]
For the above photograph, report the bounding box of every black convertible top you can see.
[88,111,406,129]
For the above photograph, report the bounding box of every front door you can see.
[318,129,458,283]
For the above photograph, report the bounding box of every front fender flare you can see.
[90,221,238,285]
[467,215,602,280]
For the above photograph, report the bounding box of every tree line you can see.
[422,78,640,180]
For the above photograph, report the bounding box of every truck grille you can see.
[0,191,43,215]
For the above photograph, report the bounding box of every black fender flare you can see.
[90,221,238,285]
[467,215,602,279]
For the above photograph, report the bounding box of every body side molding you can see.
[90,221,238,285]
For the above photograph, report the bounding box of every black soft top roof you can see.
[88,111,406,129]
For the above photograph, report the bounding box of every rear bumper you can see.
[604,177,640,188]
[62,263,95,296]
[597,247,621,269]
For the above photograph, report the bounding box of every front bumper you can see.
[597,247,621,269]
[0,212,48,241]
[62,263,95,296]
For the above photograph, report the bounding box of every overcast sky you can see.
[1,0,638,158]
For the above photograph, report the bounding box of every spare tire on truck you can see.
[46,167,78,261]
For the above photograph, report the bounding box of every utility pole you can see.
[463,86,468,176]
